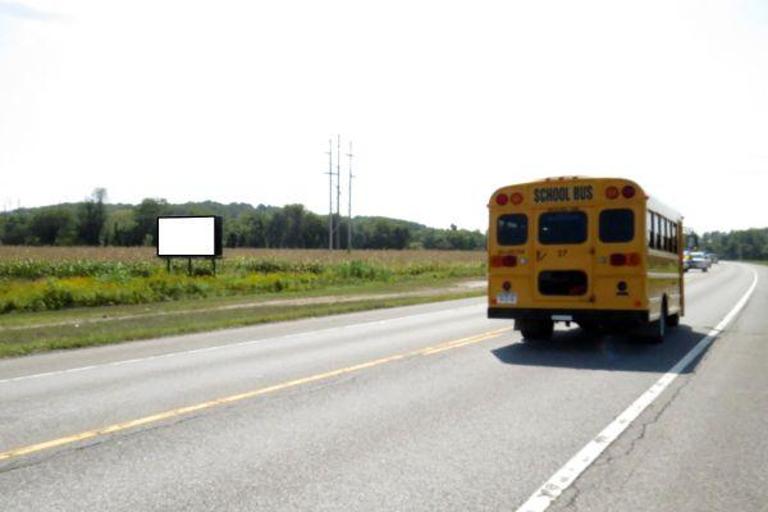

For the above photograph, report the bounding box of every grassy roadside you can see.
[0,276,479,328]
[0,279,485,358]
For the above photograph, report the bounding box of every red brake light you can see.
[510,192,523,205]
[502,255,517,267]
[610,253,627,266]
[495,194,509,206]
[502,281,512,291]
[606,186,619,199]
[610,253,641,266]
[622,185,636,198]
[491,255,518,267]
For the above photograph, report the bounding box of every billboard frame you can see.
[155,215,223,258]
[156,215,223,275]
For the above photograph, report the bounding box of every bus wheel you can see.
[666,312,680,328]
[578,321,603,337]
[520,319,554,341]
[646,302,667,344]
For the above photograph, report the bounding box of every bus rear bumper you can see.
[487,307,649,327]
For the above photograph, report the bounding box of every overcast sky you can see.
[1,0,767,233]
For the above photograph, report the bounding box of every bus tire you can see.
[646,301,667,344]
[666,312,680,328]
[520,319,554,341]
[578,321,603,337]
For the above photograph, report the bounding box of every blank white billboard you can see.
[157,217,217,257]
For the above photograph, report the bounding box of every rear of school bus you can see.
[487,177,680,341]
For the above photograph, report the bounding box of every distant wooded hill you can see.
[3,192,765,258]
[0,192,486,251]
[695,229,768,261]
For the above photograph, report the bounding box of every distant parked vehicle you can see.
[687,251,711,272]
[683,251,693,272]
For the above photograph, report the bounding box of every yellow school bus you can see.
[487,177,683,343]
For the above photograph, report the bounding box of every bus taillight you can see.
[502,255,517,267]
[610,253,627,266]
[610,252,641,266]
[495,194,509,206]
[491,255,517,267]
[606,186,620,199]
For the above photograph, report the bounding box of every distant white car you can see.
[687,251,712,272]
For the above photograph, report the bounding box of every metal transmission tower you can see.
[335,134,342,250]
[323,135,356,251]
[325,139,334,250]
[346,141,354,253]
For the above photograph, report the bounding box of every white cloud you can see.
[1,0,767,232]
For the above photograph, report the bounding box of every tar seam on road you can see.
[0,326,512,463]
[0,302,486,386]
[514,267,760,512]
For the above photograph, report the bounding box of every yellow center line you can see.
[0,327,513,462]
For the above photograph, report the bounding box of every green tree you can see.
[0,211,31,245]
[76,188,108,245]
[133,198,168,246]
[29,208,74,245]
[105,208,138,246]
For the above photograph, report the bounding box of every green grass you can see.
[0,257,484,313]
[0,248,486,357]
[0,285,484,358]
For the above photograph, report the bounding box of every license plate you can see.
[496,292,517,305]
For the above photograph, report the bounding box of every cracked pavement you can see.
[551,263,768,512]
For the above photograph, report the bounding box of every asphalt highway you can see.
[0,262,764,511]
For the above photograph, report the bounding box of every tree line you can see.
[697,228,768,261]
[0,190,486,251]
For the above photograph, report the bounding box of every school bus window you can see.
[662,219,669,251]
[539,211,588,245]
[497,214,528,246]
[599,209,634,243]
[538,270,588,296]
[666,220,673,252]
[655,214,663,249]
[672,223,679,253]
[645,212,653,247]
[666,220,672,252]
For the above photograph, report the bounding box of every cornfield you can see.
[0,246,485,313]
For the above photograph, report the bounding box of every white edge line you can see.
[0,301,486,385]
[515,266,759,512]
